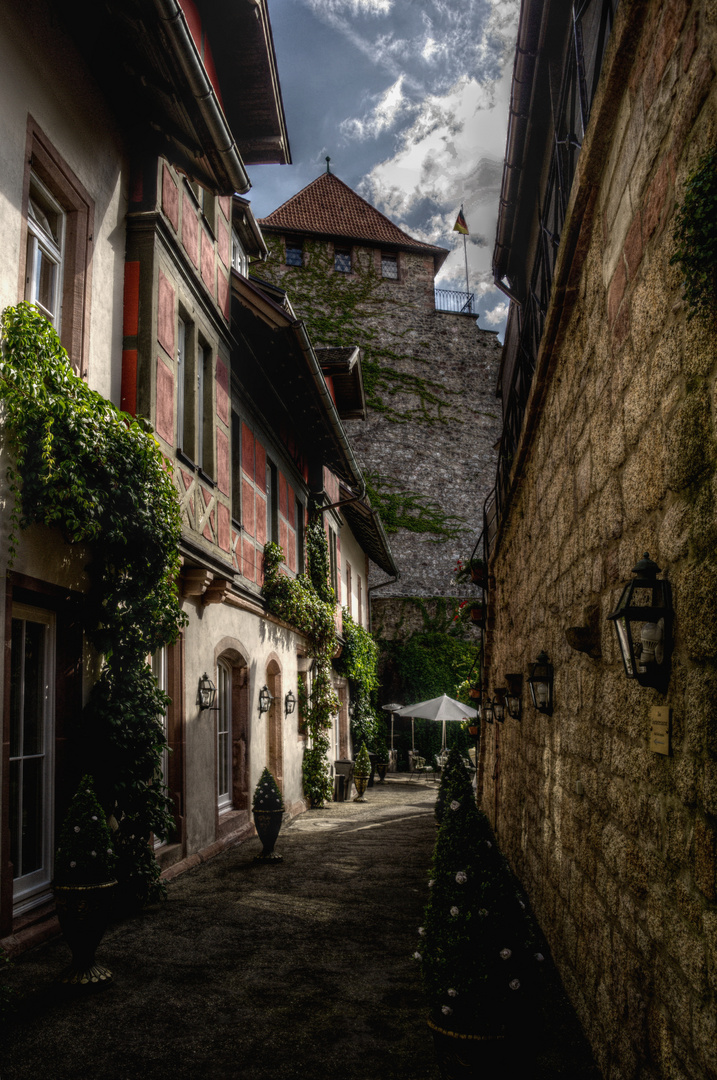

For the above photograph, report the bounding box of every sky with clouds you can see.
[248,0,520,337]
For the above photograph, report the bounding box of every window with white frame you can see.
[217,660,232,809]
[25,173,65,329]
[9,604,55,914]
[231,229,248,276]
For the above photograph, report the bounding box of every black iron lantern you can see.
[285,689,296,716]
[483,697,494,724]
[505,674,523,720]
[607,553,672,691]
[198,672,216,711]
[527,651,553,715]
[258,685,273,714]
[493,688,506,723]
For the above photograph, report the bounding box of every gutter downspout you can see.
[152,0,251,194]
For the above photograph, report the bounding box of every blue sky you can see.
[248,0,520,336]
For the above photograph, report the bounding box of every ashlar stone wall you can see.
[482,2,717,1078]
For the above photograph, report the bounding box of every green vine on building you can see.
[0,303,187,907]
[261,510,338,806]
[334,608,385,756]
[670,146,717,324]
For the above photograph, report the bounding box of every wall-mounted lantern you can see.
[258,685,273,714]
[483,697,494,724]
[607,553,672,691]
[492,688,506,723]
[285,689,297,716]
[527,652,553,715]
[198,673,216,711]
[505,674,523,720]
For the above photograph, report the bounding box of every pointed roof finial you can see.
[326,156,331,174]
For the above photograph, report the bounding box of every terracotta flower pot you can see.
[470,565,486,585]
[470,604,486,627]
[468,688,481,699]
[468,726,479,736]
[54,879,117,985]
[253,809,284,861]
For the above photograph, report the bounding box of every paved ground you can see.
[0,778,601,1079]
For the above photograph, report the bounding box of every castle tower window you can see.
[334,247,351,273]
[381,253,398,280]
[285,239,303,267]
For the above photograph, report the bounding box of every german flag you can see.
[453,209,469,235]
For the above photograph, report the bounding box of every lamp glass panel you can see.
[615,617,634,676]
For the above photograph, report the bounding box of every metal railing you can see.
[434,288,476,315]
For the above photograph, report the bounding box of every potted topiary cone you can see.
[53,775,118,986]
[252,768,285,861]
[434,746,474,827]
[353,742,372,802]
[416,793,544,1077]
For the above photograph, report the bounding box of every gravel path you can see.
[0,778,600,1079]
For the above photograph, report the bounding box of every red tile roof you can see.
[258,173,448,269]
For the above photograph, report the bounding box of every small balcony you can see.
[434,288,477,315]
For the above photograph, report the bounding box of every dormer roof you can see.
[258,173,449,274]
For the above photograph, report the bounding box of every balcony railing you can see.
[434,288,476,315]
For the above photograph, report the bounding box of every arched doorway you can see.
[214,644,250,813]
[266,657,283,792]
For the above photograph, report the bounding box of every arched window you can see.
[217,659,232,809]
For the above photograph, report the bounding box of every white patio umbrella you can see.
[395,694,478,751]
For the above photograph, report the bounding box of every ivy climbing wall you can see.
[254,233,502,598]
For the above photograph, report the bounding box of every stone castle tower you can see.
[257,171,501,614]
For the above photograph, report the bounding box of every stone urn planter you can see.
[55,880,117,985]
[252,768,285,861]
[376,763,388,782]
[353,742,371,802]
[53,775,118,985]
[428,1019,509,1079]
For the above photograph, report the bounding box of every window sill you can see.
[176,447,197,471]
[197,467,216,489]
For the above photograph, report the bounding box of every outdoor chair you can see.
[408,754,427,781]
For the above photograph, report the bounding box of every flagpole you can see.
[463,232,469,300]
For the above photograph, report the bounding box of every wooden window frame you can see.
[18,117,94,377]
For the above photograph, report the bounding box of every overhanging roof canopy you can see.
[338,482,398,578]
[231,274,363,489]
[56,0,290,195]
[315,346,366,421]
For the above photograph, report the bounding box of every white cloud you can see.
[304,0,393,15]
[339,76,413,142]
[482,301,509,326]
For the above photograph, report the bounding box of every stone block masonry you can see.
[482,2,717,1077]
[259,236,502,600]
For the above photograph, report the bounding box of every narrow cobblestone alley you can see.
[1,780,599,1079]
